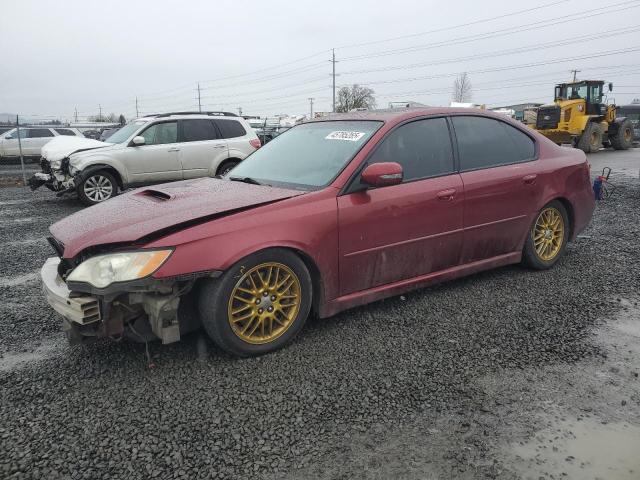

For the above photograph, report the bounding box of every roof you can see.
[306,107,504,124]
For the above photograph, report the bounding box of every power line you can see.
[339,1,639,62]
[335,0,569,50]
[340,30,640,76]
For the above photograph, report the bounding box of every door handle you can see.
[523,174,537,185]
[212,145,226,149]
[167,147,180,152]
[436,188,456,201]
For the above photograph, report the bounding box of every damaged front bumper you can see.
[41,257,219,345]
[28,157,76,195]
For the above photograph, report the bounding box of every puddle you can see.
[0,339,62,372]
[0,199,31,206]
[5,238,47,247]
[510,418,640,480]
[0,217,35,224]
[0,271,38,287]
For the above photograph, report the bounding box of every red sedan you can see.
[41,108,595,357]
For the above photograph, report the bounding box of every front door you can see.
[451,115,543,263]
[119,120,182,185]
[178,119,228,179]
[338,117,464,295]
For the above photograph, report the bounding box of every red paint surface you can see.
[52,108,595,318]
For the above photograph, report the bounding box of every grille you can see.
[536,106,561,129]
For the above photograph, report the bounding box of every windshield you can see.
[229,120,382,190]
[105,120,147,144]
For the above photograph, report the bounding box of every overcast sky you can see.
[1,0,639,121]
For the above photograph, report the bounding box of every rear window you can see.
[181,119,219,142]
[214,119,247,138]
[55,129,76,136]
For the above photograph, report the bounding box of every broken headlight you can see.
[66,250,173,288]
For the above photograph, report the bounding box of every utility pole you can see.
[571,69,581,82]
[74,107,78,123]
[308,98,314,119]
[135,97,139,118]
[238,107,243,116]
[98,104,103,121]
[15,115,26,187]
[331,48,337,113]
[197,83,202,112]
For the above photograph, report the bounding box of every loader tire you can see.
[576,122,602,154]
[610,119,633,150]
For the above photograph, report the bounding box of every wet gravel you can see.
[0,174,639,479]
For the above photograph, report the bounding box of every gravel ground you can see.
[0,159,639,479]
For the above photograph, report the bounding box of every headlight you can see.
[67,250,172,288]
[49,159,61,169]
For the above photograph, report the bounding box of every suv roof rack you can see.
[147,111,238,118]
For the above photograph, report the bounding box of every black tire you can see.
[216,160,239,176]
[576,122,602,153]
[610,119,634,150]
[77,170,118,206]
[198,248,312,357]
[522,200,569,270]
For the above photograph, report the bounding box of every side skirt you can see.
[322,251,522,318]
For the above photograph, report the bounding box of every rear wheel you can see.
[77,170,118,206]
[576,122,602,153]
[198,248,312,357]
[216,160,239,176]
[610,119,634,150]
[522,200,569,270]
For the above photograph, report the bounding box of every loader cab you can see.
[554,81,608,115]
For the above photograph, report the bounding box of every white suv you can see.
[0,127,84,160]
[29,112,260,205]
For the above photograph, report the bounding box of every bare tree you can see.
[336,84,376,113]
[452,73,473,103]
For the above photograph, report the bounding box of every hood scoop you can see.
[136,189,173,201]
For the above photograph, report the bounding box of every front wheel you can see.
[198,249,312,357]
[576,122,602,153]
[522,200,569,270]
[77,170,118,206]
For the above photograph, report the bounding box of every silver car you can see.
[29,112,261,205]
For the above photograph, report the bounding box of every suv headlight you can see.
[67,250,172,288]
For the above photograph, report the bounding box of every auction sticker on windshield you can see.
[325,131,366,141]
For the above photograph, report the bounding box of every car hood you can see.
[50,177,305,258]
[41,136,114,162]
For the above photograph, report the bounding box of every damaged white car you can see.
[28,112,260,206]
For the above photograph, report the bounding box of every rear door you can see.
[213,118,253,160]
[451,115,542,263]
[338,117,464,295]
[25,128,55,156]
[118,120,182,184]
[179,119,228,178]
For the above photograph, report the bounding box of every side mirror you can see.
[608,83,613,92]
[361,162,403,188]
[132,136,145,146]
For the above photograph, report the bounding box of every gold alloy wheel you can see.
[590,131,599,148]
[623,127,632,143]
[533,207,565,261]
[228,262,301,344]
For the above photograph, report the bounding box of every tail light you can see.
[249,138,261,149]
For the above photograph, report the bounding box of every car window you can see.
[54,129,76,136]
[214,119,246,138]
[140,122,178,145]
[367,118,454,181]
[182,119,219,142]
[452,116,535,171]
[27,128,54,138]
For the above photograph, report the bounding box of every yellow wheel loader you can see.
[534,80,634,153]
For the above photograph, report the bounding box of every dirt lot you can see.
[0,150,639,480]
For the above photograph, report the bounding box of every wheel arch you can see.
[553,196,576,240]
[78,164,124,189]
[216,157,242,175]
